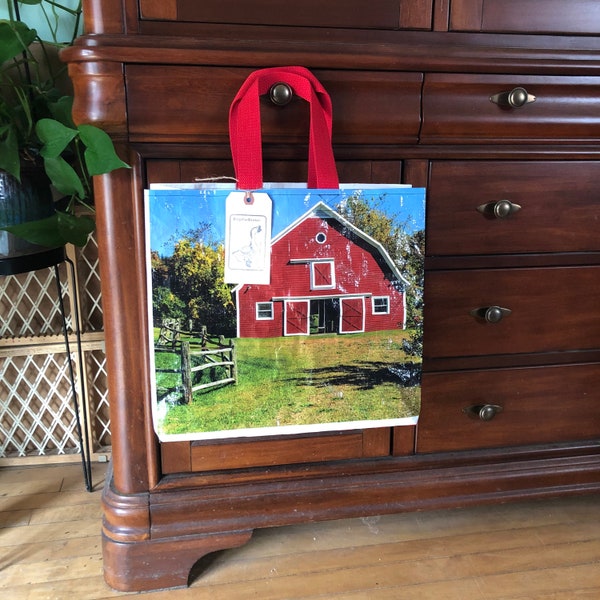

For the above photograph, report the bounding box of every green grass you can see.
[155,330,421,435]
[154,349,183,393]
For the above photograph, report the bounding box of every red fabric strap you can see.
[229,66,339,190]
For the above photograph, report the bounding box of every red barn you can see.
[233,202,409,338]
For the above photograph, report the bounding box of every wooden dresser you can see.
[64,0,600,591]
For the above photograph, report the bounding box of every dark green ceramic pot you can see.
[0,164,64,275]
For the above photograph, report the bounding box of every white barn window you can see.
[372,296,390,314]
[256,302,274,320]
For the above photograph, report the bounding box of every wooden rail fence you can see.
[155,322,237,404]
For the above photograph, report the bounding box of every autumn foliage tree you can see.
[336,194,424,361]
[152,231,236,337]
[336,194,424,327]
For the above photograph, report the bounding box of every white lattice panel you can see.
[0,235,110,462]
[74,236,104,332]
[0,351,79,456]
[0,267,67,338]
[86,348,111,448]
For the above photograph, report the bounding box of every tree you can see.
[337,194,403,264]
[336,194,424,328]
[399,228,425,329]
[168,233,236,336]
[152,286,186,325]
[151,250,169,288]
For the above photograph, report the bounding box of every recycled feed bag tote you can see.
[146,66,426,441]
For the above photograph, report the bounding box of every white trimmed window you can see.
[256,302,274,320]
[372,296,390,314]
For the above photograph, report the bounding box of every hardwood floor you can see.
[1,461,599,599]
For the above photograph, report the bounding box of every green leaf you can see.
[43,156,85,198]
[36,119,78,158]
[0,21,37,63]
[0,214,63,248]
[0,212,95,248]
[48,96,76,129]
[56,211,95,246]
[78,124,130,175]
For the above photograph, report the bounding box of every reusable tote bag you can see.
[146,66,426,441]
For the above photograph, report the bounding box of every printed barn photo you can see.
[146,186,425,440]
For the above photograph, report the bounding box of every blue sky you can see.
[147,185,426,257]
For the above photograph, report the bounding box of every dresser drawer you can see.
[426,161,600,256]
[138,0,432,30]
[450,0,600,35]
[126,66,422,144]
[423,266,600,358]
[418,363,600,453]
[421,74,600,143]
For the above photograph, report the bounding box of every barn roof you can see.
[231,201,411,292]
[273,201,409,286]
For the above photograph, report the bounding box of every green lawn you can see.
[155,330,421,435]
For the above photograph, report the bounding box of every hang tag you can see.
[224,191,272,284]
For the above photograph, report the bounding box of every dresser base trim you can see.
[102,444,600,591]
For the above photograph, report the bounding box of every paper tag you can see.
[224,191,272,284]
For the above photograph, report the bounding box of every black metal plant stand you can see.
[0,246,93,491]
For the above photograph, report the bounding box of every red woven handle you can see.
[229,66,339,190]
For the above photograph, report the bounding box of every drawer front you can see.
[126,66,422,145]
[421,74,600,143]
[147,159,405,187]
[160,427,407,474]
[138,0,432,30]
[450,0,600,35]
[418,363,600,453]
[423,266,600,358]
[426,161,600,256]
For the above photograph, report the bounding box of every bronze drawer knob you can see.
[464,404,504,421]
[470,305,512,323]
[269,82,294,106]
[477,199,522,219]
[490,86,536,109]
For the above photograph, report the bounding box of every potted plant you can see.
[0,0,128,265]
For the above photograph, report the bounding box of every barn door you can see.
[340,297,365,333]
[284,300,310,335]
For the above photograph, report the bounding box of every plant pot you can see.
[0,164,65,276]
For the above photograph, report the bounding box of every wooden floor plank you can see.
[498,590,600,600]
[477,564,600,599]
[1,536,102,566]
[301,579,486,600]
[0,478,63,497]
[1,462,599,600]
[0,489,95,512]
[0,508,31,528]
[27,503,102,526]
[0,518,100,548]
[1,576,124,600]
[1,553,105,588]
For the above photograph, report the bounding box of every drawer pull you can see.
[477,199,522,219]
[464,404,504,422]
[490,86,536,109]
[470,305,512,323]
[269,82,294,106]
